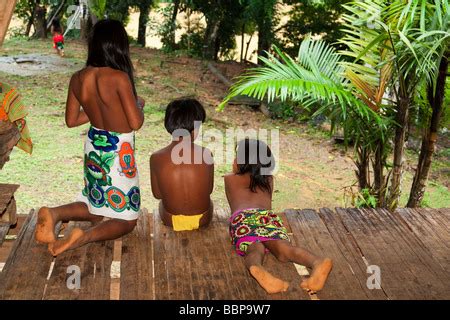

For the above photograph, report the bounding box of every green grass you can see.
[0,38,449,214]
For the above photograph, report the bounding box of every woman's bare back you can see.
[66,67,144,133]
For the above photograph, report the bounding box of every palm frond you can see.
[219,39,356,111]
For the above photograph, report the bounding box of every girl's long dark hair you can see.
[236,138,275,193]
[86,19,137,97]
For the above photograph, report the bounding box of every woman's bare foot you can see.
[249,265,289,294]
[35,207,57,244]
[300,258,333,293]
[48,228,84,256]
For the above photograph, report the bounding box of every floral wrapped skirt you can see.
[229,208,290,256]
[77,126,141,220]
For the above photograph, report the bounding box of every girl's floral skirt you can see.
[77,126,141,221]
[229,208,290,256]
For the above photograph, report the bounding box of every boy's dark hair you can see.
[52,18,62,33]
[86,19,137,97]
[236,138,275,193]
[164,98,206,136]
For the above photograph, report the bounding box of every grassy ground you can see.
[0,38,449,215]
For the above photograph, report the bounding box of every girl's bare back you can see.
[66,66,144,133]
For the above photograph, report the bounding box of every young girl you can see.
[224,139,333,294]
[51,19,65,57]
[35,19,145,256]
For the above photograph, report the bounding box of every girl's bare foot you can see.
[249,265,289,294]
[300,258,333,293]
[48,228,84,256]
[35,207,57,244]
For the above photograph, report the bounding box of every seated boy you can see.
[150,98,214,231]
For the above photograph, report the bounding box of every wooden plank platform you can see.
[120,210,154,300]
[43,221,114,300]
[0,210,60,299]
[153,207,308,300]
[0,207,449,300]
[285,208,387,300]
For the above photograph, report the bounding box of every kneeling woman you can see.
[35,20,145,256]
[224,139,333,294]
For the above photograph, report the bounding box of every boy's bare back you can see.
[151,142,214,226]
[67,66,143,133]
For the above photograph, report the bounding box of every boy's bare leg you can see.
[36,202,103,243]
[245,242,289,294]
[264,240,333,293]
[48,218,137,256]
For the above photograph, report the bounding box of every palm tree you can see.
[402,0,449,207]
[381,0,449,208]
[219,0,449,209]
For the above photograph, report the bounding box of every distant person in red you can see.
[51,18,65,57]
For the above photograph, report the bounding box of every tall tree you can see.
[15,0,51,37]
[280,0,350,55]
[408,51,449,206]
[185,0,240,60]
[219,0,449,209]
[33,0,47,38]
[166,0,181,50]
[246,0,277,60]
[128,0,154,47]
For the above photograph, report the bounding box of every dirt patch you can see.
[0,54,81,76]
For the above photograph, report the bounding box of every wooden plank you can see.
[120,210,154,300]
[336,208,450,299]
[370,208,450,297]
[395,208,450,275]
[153,207,308,300]
[0,0,17,47]
[0,223,9,246]
[0,184,20,215]
[0,209,58,299]
[0,121,20,167]
[426,207,450,228]
[340,208,423,299]
[374,208,450,294]
[316,208,388,299]
[285,209,377,300]
[0,197,17,225]
[43,221,114,300]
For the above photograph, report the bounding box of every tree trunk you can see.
[388,96,410,209]
[356,146,370,190]
[407,52,448,207]
[244,33,253,62]
[257,29,271,60]
[240,24,245,62]
[166,0,180,50]
[25,3,36,37]
[80,13,94,42]
[138,5,150,47]
[256,1,275,61]
[203,18,221,60]
[373,139,386,207]
[33,5,47,38]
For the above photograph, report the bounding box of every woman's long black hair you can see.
[86,19,137,97]
[236,138,275,193]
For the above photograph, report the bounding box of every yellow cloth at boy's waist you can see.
[171,213,205,231]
